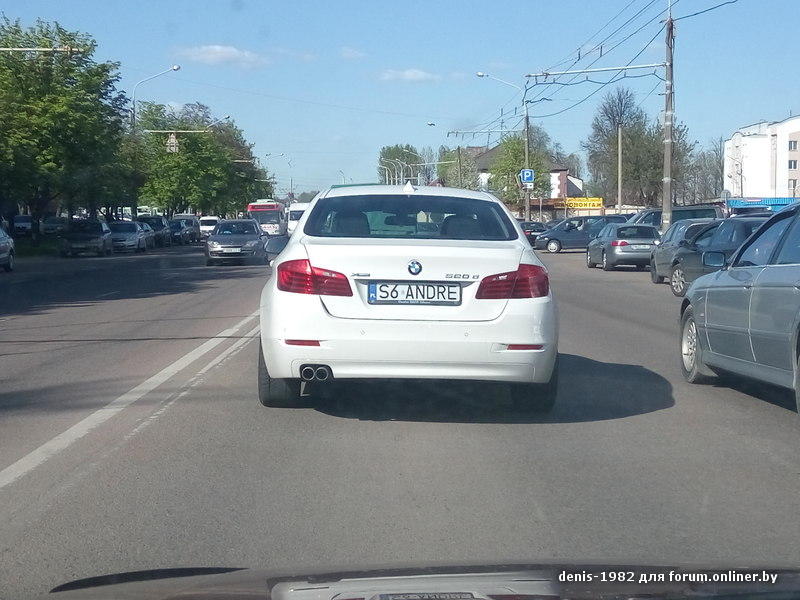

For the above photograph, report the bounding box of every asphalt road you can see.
[1,245,799,599]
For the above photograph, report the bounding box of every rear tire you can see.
[650,260,664,283]
[680,305,716,384]
[546,240,562,253]
[601,251,614,271]
[586,251,596,268]
[509,356,559,414]
[3,252,14,272]
[670,264,688,297]
[258,344,301,407]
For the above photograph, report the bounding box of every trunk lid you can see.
[301,237,524,321]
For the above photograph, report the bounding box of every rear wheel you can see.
[601,251,614,271]
[3,252,14,272]
[546,240,562,253]
[586,251,596,268]
[680,305,716,384]
[509,356,559,414]
[650,260,664,283]
[258,344,301,407]
[670,264,688,297]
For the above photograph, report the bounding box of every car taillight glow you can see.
[611,240,629,246]
[476,264,549,299]
[285,339,320,346]
[277,259,353,296]
[506,344,544,350]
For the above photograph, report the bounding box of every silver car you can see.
[586,223,660,271]
[680,202,800,407]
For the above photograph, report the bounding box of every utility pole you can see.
[617,122,623,214]
[457,146,463,188]
[661,4,675,230]
[523,92,531,221]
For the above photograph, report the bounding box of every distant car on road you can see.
[173,214,201,243]
[649,218,717,284]
[41,216,69,235]
[137,215,172,247]
[205,219,267,265]
[109,221,148,253]
[519,221,547,245]
[586,224,660,270]
[627,205,723,230]
[168,220,192,245]
[286,204,309,234]
[59,220,112,257]
[258,184,559,412]
[0,226,15,272]
[668,216,768,297]
[534,214,628,253]
[679,203,800,406]
[199,216,220,239]
[12,215,32,236]
[138,222,156,249]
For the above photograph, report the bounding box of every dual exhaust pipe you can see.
[300,364,332,382]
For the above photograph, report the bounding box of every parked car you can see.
[627,204,723,229]
[138,222,156,249]
[519,221,547,245]
[168,220,192,245]
[258,185,558,410]
[649,218,717,284]
[12,214,32,236]
[205,219,267,265]
[41,216,69,235]
[109,221,148,253]
[199,216,220,239]
[286,204,309,234]
[59,220,112,257]
[0,226,15,272]
[534,214,628,253]
[174,214,201,242]
[668,216,769,297]
[679,203,800,406]
[137,215,172,247]
[586,224,660,270]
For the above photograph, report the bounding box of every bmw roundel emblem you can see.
[408,260,422,275]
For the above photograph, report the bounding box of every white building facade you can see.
[724,116,800,198]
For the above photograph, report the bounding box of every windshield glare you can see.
[214,222,258,235]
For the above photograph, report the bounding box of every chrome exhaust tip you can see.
[315,366,330,382]
[300,366,316,381]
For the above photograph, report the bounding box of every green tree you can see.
[0,17,126,233]
[436,146,478,189]
[377,144,422,183]
[488,135,550,211]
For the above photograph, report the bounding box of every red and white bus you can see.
[247,199,287,236]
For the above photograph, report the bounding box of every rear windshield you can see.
[109,222,136,233]
[200,218,218,226]
[72,221,102,233]
[214,222,259,235]
[289,210,306,220]
[616,226,658,239]
[304,195,517,240]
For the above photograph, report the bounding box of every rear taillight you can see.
[611,240,629,247]
[476,264,549,299]
[277,259,353,296]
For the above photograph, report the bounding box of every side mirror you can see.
[702,251,726,269]
[265,235,289,257]
[653,239,661,246]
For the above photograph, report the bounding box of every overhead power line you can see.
[675,0,737,20]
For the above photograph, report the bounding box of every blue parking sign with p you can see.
[519,169,535,183]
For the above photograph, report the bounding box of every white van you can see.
[286,204,309,234]
[199,216,220,239]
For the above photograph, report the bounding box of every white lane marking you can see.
[196,324,260,376]
[0,311,259,491]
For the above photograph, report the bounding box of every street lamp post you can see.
[402,149,426,184]
[131,65,181,129]
[380,159,398,184]
[338,170,346,184]
[477,71,532,219]
[378,165,391,184]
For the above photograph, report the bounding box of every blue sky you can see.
[6,0,800,195]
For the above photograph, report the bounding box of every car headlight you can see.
[244,240,260,248]
[208,241,220,248]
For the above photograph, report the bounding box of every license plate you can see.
[632,244,650,250]
[368,282,461,305]
[221,247,241,253]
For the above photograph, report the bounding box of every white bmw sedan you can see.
[258,184,559,411]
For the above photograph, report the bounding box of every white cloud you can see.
[341,46,366,60]
[380,68,441,82]
[272,47,317,62]
[177,44,268,68]
[449,71,467,80]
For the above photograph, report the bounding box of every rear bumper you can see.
[208,248,256,258]
[609,248,651,264]
[260,285,558,384]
